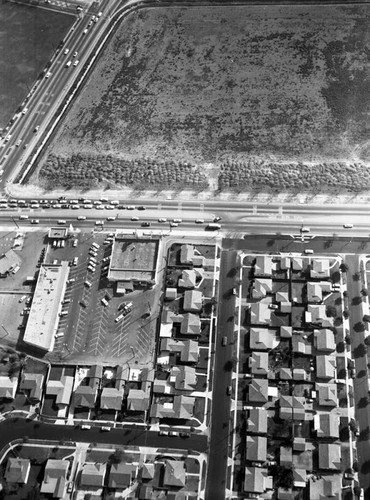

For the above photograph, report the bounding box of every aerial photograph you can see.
[1,0,370,499]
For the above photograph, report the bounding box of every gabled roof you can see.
[163,460,186,487]
[318,443,341,470]
[310,259,330,279]
[80,462,106,487]
[170,366,197,391]
[252,278,273,299]
[0,376,17,399]
[249,379,268,403]
[247,408,267,434]
[160,338,199,363]
[183,290,203,312]
[127,389,150,412]
[250,328,276,350]
[153,378,175,395]
[5,458,30,484]
[100,387,123,410]
[307,305,334,328]
[275,291,289,302]
[316,383,338,407]
[255,256,274,276]
[178,269,197,289]
[165,287,178,300]
[19,373,44,401]
[73,385,97,408]
[244,467,273,493]
[150,395,194,420]
[250,303,271,325]
[279,257,291,270]
[141,463,155,480]
[89,365,103,387]
[249,352,268,375]
[246,436,267,462]
[109,463,137,489]
[307,282,323,303]
[280,326,292,338]
[40,459,68,497]
[316,355,336,380]
[292,257,303,270]
[292,335,312,355]
[279,367,292,380]
[46,375,74,405]
[180,313,201,335]
[293,468,307,488]
[180,244,195,264]
[315,413,340,439]
[315,329,336,352]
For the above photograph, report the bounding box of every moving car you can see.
[141,222,151,227]
[73,60,79,67]
[64,48,69,55]
[343,223,353,228]
[226,385,232,396]
[30,219,39,224]
[45,72,52,78]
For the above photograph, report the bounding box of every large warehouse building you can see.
[23,262,70,352]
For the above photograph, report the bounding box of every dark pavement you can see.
[205,249,237,500]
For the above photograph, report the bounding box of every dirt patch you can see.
[35,4,370,192]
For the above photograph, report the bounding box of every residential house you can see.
[19,372,44,403]
[180,245,204,267]
[316,355,336,380]
[100,387,123,411]
[293,437,306,452]
[163,460,186,488]
[181,313,201,336]
[292,335,312,355]
[280,446,293,467]
[127,389,150,411]
[314,413,340,439]
[109,463,137,489]
[318,443,341,470]
[249,352,268,375]
[306,305,334,327]
[279,368,292,380]
[310,259,330,279]
[250,328,276,350]
[247,408,267,434]
[276,291,289,303]
[248,379,269,403]
[246,436,267,462]
[153,378,175,395]
[170,366,197,391]
[293,469,307,488]
[280,326,292,338]
[150,395,194,420]
[307,282,331,303]
[252,278,273,299]
[88,365,102,389]
[316,383,338,407]
[244,467,273,494]
[46,375,74,406]
[308,475,342,500]
[5,458,30,484]
[279,257,291,270]
[280,396,306,421]
[292,257,303,271]
[178,269,198,289]
[183,290,203,313]
[165,288,178,301]
[141,463,155,481]
[73,385,97,408]
[250,303,271,325]
[40,459,69,498]
[314,329,336,352]
[255,256,274,277]
[80,462,107,489]
[160,338,199,364]
[0,376,18,400]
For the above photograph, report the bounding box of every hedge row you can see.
[218,160,370,192]
[40,154,209,189]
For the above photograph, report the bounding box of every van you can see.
[304,249,314,254]
[84,280,92,288]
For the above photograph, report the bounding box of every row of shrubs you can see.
[39,154,370,193]
[40,154,209,189]
[218,160,370,192]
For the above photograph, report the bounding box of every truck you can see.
[206,223,221,230]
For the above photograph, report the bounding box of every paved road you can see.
[345,255,370,498]
[205,249,237,500]
[0,417,207,455]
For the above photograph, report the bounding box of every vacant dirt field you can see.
[38,4,370,191]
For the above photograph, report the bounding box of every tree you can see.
[340,263,349,272]
[345,335,352,345]
[365,337,370,347]
[343,309,350,319]
[326,305,337,318]
[361,288,368,296]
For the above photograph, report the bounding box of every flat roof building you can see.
[23,263,70,352]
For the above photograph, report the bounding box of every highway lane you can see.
[0,417,207,454]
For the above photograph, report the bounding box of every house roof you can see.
[141,463,155,480]
[279,367,292,380]
[280,302,292,313]
[318,443,341,470]
[246,436,267,462]
[315,329,336,352]
[5,458,30,484]
[292,257,303,270]
[250,328,276,350]
[80,462,106,487]
[163,460,186,487]
[180,244,195,264]
[40,459,68,497]
[255,255,274,276]
[19,373,44,401]
[279,257,291,270]
[89,365,103,387]
[153,378,175,395]
[100,387,123,410]
[280,326,292,338]
[316,355,336,380]
[293,468,307,488]
[109,463,137,489]
[127,389,150,412]
[250,303,271,325]
[307,282,323,303]
[275,291,289,302]
[170,365,197,391]
[161,338,199,363]
[178,269,197,289]
[166,287,178,300]
[150,395,194,420]
[307,305,334,328]
[0,376,18,399]
[247,408,267,434]
[249,351,268,375]
[46,375,74,406]
[252,278,273,299]
[249,379,268,403]
[73,385,97,408]
[280,446,292,466]
[244,467,273,493]
[315,413,340,439]
[316,383,338,406]
[183,290,203,312]
[310,259,330,279]
[180,313,201,335]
